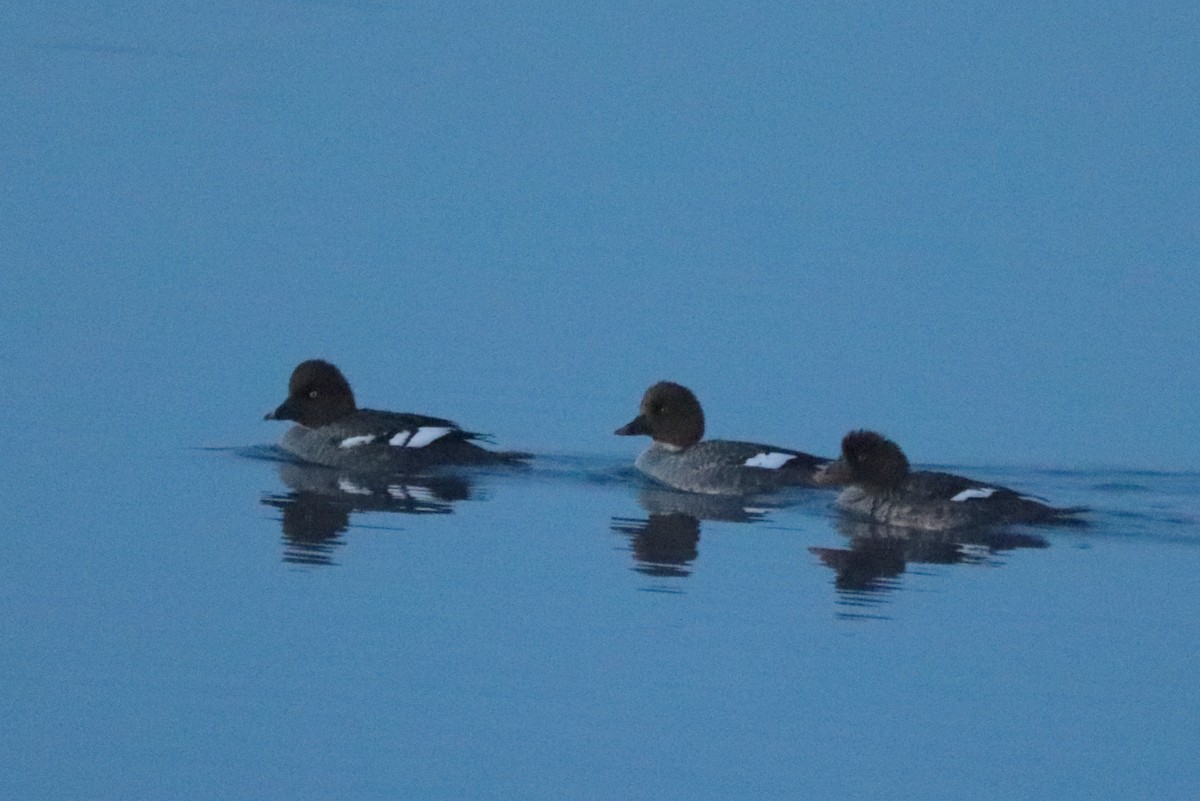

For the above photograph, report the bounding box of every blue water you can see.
[4,2,1200,798]
[5,442,1197,800]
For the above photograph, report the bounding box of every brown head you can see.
[264,359,357,427]
[815,430,911,492]
[614,381,706,448]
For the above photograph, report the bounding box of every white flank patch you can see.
[337,478,372,495]
[951,487,997,502]
[338,434,376,449]
[403,426,453,448]
[744,452,797,469]
[388,430,412,446]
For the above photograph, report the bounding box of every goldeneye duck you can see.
[264,359,528,471]
[614,381,828,496]
[814,430,1086,531]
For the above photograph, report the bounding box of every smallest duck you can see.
[265,359,527,472]
[615,381,828,496]
[814,430,1085,531]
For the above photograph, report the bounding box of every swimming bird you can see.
[614,381,828,495]
[814,430,1085,530]
[264,359,528,471]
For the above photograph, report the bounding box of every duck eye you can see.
[653,404,666,414]
[308,389,319,399]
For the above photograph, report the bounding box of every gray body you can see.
[635,440,827,496]
[835,470,1081,531]
[278,409,524,473]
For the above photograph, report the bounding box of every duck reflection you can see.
[262,461,473,566]
[611,488,768,578]
[810,517,1048,609]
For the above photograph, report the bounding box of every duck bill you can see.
[813,459,852,487]
[264,397,299,422]
[614,414,650,436]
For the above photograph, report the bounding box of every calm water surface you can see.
[5,3,1199,798]
[4,444,1198,800]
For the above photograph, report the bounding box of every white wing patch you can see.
[338,434,377,449]
[951,487,997,502]
[389,426,454,448]
[744,452,798,469]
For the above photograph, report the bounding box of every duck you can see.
[264,359,528,472]
[814,429,1086,530]
[614,381,828,495]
